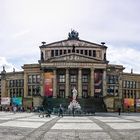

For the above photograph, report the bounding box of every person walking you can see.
[39,105,45,117]
[118,107,121,115]
[58,104,63,117]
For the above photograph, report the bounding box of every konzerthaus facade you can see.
[1,30,140,112]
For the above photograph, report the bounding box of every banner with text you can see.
[94,70,103,96]
[1,97,10,105]
[136,99,140,107]
[44,72,54,97]
[124,98,134,107]
[12,97,22,106]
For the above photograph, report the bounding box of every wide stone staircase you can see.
[45,97,107,115]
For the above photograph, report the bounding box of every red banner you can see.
[94,71,103,94]
[44,72,54,97]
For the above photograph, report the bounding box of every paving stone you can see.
[107,122,140,129]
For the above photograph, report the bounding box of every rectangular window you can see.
[114,76,118,83]
[32,75,36,83]
[51,50,54,57]
[21,79,24,87]
[58,90,65,98]
[89,50,91,56]
[59,75,65,83]
[64,50,66,54]
[130,81,133,88]
[76,50,79,53]
[107,85,115,95]
[60,50,62,55]
[36,86,40,95]
[127,81,130,88]
[13,80,16,87]
[70,75,77,83]
[85,50,88,55]
[93,50,96,57]
[37,75,40,83]
[133,81,136,88]
[28,76,32,83]
[68,49,71,53]
[55,50,58,56]
[124,90,126,98]
[32,85,36,95]
[15,80,18,87]
[80,50,83,54]
[9,80,13,87]
[82,75,88,83]
[108,75,118,84]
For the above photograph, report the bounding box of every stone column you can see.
[23,72,28,97]
[53,69,57,98]
[65,68,69,98]
[78,68,82,98]
[40,70,44,97]
[1,78,7,97]
[90,68,94,97]
[136,81,139,98]
[103,69,107,97]
[118,74,123,98]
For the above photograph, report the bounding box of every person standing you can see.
[13,106,17,114]
[72,106,75,117]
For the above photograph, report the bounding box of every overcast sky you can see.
[0,0,140,73]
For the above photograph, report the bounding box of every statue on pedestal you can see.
[68,87,81,114]
[72,87,77,100]
[68,30,79,40]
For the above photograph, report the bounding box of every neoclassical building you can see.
[1,30,140,112]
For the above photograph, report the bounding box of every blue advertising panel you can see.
[12,97,22,106]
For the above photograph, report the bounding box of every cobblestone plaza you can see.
[0,112,140,139]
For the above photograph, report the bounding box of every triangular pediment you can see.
[40,39,107,48]
[46,53,105,63]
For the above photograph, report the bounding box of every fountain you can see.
[68,87,81,115]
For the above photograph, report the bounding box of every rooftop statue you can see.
[68,30,79,40]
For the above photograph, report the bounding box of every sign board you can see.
[12,97,22,106]
[44,72,53,97]
[136,99,140,107]
[124,98,134,107]
[1,97,10,105]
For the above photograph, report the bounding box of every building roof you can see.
[39,39,107,49]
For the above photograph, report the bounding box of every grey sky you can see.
[0,0,140,73]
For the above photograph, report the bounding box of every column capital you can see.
[90,67,95,71]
